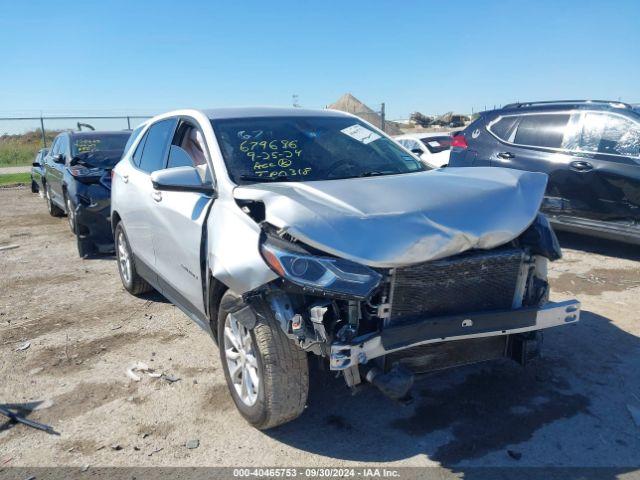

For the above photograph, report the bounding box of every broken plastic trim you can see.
[519,213,562,261]
[330,300,581,370]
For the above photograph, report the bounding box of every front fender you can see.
[207,198,277,295]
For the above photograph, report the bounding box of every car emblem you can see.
[471,129,481,139]
[461,319,473,327]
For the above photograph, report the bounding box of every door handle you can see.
[122,174,129,184]
[497,152,515,160]
[569,160,594,172]
[152,191,162,202]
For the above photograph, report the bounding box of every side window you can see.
[132,131,148,167]
[122,125,144,160]
[402,139,419,151]
[58,136,70,163]
[488,116,519,143]
[168,121,208,168]
[166,121,212,184]
[138,119,177,173]
[48,139,59,156]
[578,112,640,158]
[513,114,570,149]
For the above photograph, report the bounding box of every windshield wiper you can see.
[239,175,298,182]
[357,170,394,178]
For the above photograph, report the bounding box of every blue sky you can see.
[1,0,639,122]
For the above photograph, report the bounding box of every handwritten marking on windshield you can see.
[238,136,311,178]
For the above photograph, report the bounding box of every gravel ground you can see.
[1,187,639,474]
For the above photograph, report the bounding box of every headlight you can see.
[260,237,382,298]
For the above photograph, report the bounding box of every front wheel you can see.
[218,290,309,429]
[114,222,153,295]
[66,195,76,234]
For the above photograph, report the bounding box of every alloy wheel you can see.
[117,231,132,284]
[46,187,52,213]
[67,198,75,230]
[224,313,260,406]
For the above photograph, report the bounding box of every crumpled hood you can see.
[233,167,548,267]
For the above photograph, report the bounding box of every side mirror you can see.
[53,153,65,164]
[411,148,425,156]
[151,166,214,195]
[32,162,40,167]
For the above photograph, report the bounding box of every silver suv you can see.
[111,107,580,429]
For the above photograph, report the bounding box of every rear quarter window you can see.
[488,116,519,142]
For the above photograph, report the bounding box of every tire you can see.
[45,184,64,217]
[65,194,76,234]
[76,235,94,258]
[218,290,309,429]
[114,222,153,295]
[31,180,38,194]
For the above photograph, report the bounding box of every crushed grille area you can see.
[390,249,524,322]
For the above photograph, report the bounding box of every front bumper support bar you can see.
[330,299,580,370]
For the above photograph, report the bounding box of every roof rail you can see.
[502,100,632,109]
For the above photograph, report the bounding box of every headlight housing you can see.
[260,236,382,299]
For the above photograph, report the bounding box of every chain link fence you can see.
[0,115,152,168]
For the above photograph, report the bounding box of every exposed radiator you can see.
[389,248,524,324]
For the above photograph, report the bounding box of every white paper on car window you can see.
[427,141,440,147]
[341,124,381,144]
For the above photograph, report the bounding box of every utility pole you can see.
[40,116,46,148]
[380,102,386,132]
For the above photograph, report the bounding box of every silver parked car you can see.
[111,107,580,429]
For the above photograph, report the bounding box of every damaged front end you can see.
[226,214,580,397]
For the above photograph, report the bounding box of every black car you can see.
[30,148,48,196]
[449,100,640,245]
[43,130,131,256]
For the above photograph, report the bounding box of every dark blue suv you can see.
[449,100,640,245]
[43,130,131,256]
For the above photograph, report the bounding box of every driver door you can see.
[150,119,215,324]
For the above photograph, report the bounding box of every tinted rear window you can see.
[420,136,451,154]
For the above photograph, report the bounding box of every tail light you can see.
[451,134,468,149]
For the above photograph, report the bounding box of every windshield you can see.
[71,132,131,168]
[212,115,427,183]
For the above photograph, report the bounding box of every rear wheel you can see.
[45,185,64,217]
[218,290,309,429]
[114,222,153,295]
